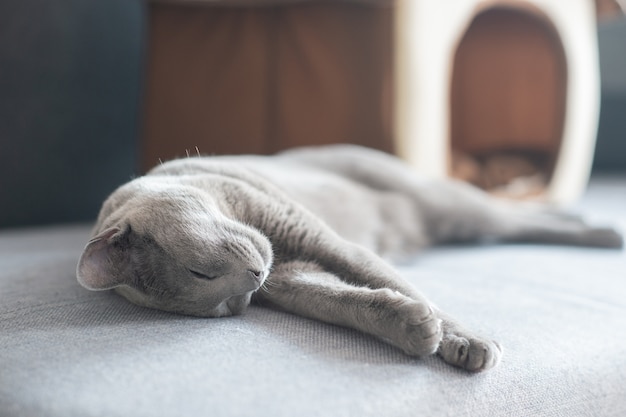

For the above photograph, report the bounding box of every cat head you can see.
[76,181,274,317]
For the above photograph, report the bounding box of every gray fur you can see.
[77,144,623,372]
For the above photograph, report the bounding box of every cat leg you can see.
[267,215,503,370]
[489,202,623,248]
[254,261,443,358]
[285,228,504,371]
[406,179,623,248]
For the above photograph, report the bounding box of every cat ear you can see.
[76,226,130,291]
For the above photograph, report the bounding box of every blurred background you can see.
[0,0,142,228]
[0,0,625,229]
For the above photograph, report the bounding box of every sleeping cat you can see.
[77,144,623,372]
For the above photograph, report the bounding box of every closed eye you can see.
[188,269,218,281]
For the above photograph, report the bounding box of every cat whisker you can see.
[156,158,174,175]
[195,146,201,157]
[259,283,272,294]
[259,279,278,294]
[262,278,279,288]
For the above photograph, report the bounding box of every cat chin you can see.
[214,292,254,317]
[114,285,255,318]
[173,292,253,318]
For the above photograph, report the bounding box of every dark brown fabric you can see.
[141,2,393,172]
[149,0,394,8]
[271,4,393,153]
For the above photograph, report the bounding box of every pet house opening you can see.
[449,6,567,200]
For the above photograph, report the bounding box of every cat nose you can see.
[247,269,264,282]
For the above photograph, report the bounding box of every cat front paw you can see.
[437,333,502,372]
[395,301,443,357]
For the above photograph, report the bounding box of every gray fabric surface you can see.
[1,176,625,417]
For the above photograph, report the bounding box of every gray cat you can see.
[77,145,623,372]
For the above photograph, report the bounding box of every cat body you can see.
[77,145,623,372]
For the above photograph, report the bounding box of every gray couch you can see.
[2,175,625,417]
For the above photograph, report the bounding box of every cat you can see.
[76,144,623,372]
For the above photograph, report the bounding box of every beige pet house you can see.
[394,0,601,204]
